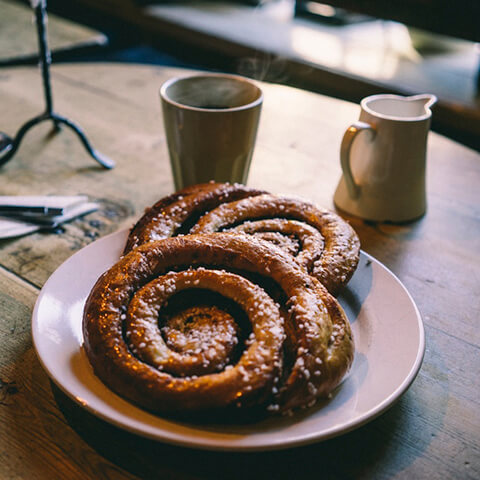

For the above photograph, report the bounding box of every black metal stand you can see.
[0,0,114,169]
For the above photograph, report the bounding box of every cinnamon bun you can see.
[83,234,354,418]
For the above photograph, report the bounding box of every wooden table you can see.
[0,63,479,479]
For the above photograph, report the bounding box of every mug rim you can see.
[361,93,437,122]
[160,73,263,112]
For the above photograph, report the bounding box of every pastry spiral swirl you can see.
[83,234,354,417]
[191,194,360,295]
[125,183,360,295]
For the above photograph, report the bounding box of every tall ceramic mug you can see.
[334,94,437,222]
[160,74,263,190]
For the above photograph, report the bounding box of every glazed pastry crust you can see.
[124,182,265,254]
[83,234,354,416]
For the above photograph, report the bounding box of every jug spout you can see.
[407,94,437,115]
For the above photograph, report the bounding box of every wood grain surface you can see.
[0,63,479,479]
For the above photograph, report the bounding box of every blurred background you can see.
[2,0,479,150]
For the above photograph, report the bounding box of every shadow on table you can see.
[52,382,430,480]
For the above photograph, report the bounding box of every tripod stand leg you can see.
[0,114,47,167]
[0,114,115,169]
[52,114,115,169]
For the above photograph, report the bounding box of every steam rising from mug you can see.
[160,74,263,190]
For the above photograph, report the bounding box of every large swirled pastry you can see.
[83,234,354,418]
[124,183,360,295]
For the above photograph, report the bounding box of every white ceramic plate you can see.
[32,229,425,451]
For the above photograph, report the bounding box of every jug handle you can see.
[340,121,375,199]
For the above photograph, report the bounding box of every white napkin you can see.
[0,196,98,239]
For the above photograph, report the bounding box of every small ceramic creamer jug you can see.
[334,93,437,222]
